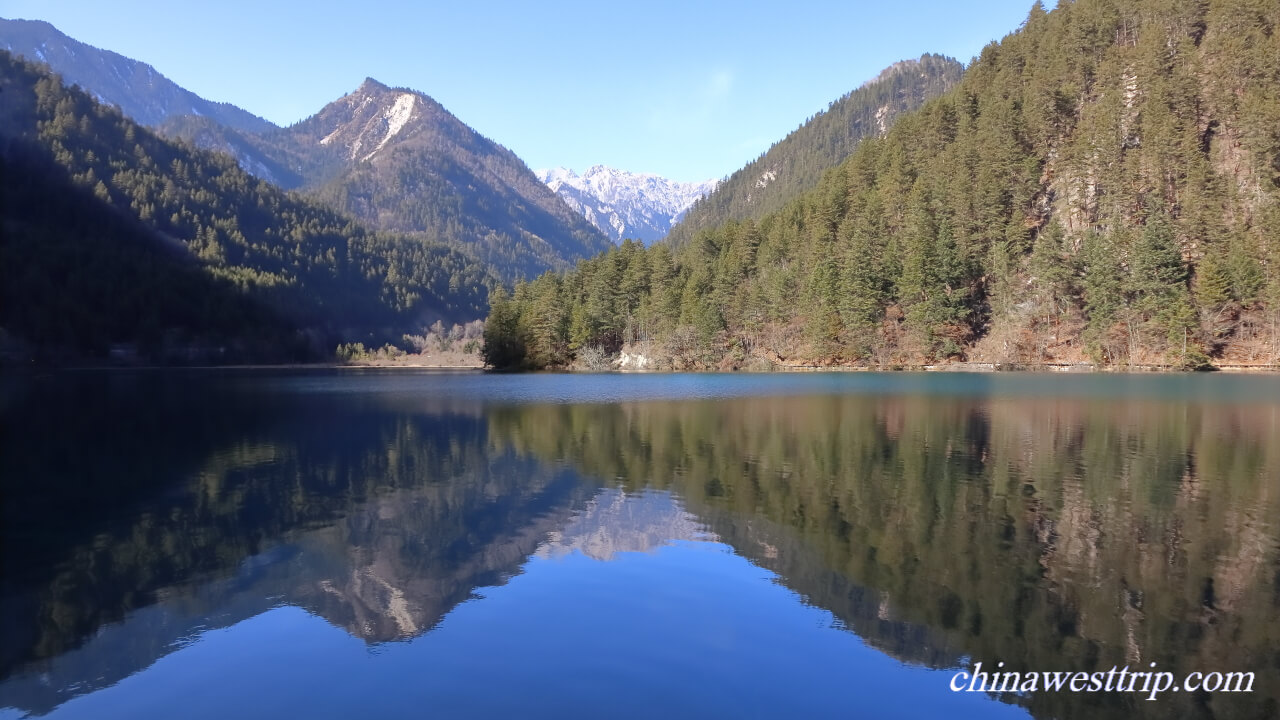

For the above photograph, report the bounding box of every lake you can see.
[1,370,1278,719]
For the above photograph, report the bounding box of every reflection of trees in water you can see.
[488,396,1280,719]
[3,375,1278,720]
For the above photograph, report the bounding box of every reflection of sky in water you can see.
[26,537,1027,720]
[3,370,1278,720]
[0,486,1027,719]
[231,368,1280,406]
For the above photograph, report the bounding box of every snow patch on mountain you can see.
[363,93,416,161]
[315,83,424,162]
[535,165,717,244]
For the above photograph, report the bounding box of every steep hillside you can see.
[0,18,274,134]
[157,114,303,188]
[0,52,492,364]
[488,0,1280,371]
[0,144,302,364]
[536,166,717,244]
[666,54,964,245]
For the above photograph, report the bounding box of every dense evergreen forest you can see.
[487,0,1280,371]
[0,146,304,363]
[0,52,493,364]
[668,54,964,245]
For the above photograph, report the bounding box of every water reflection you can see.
[487,394,1280,719]
[536,489,713,562]
[1,371,1278,719]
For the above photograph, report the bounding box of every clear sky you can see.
[4,1,1037,183]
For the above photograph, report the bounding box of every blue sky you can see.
[5,1,1037,182]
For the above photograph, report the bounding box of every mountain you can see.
[0,17,274,134]
[172,78,615,281]
[667,53,964,245]
[488,0,1280,371]
[0,52,492,364]
[0,17,304,188]
[535,166,717,244]
[242,79,613,281]
[0,20,611,282]
[157,114,303,188]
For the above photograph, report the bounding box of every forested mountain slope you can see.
[157,113,303,189]
[0,52,492,364]
[666,54,964,246]
[487,0,1280,371]
[0,144,302,364]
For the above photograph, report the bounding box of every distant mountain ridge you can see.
[0,17,274,134]
[668,53,964,245]
[536,166,717,245]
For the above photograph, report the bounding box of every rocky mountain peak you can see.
[535,165,717,245]
[309,80,429,162]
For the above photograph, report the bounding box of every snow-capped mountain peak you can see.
[536,166,717,244]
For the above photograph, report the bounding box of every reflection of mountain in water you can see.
[1,452,595,716]
[3,373,1280,720]
[537,489,713,562]
[0,374,599,715]
[295,473,589,642]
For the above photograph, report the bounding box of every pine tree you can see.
[482,288,525,369]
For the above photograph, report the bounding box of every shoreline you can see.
[7,360,1279,373]
[758,361,1280,374]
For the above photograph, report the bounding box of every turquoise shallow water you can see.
[2,370,1278,719]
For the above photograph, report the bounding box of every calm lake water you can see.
[2,370,1278,719]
